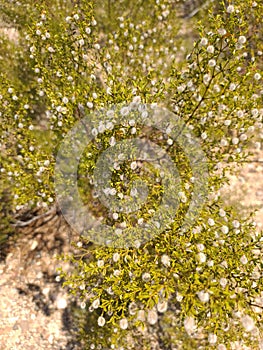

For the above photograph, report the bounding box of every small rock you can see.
[56,297,67,309]
[13,323,19,330]
[30,240,38,251]
[42,287,50,297]
[36,271,43,279]
[48,334,54,344]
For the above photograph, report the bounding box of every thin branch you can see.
[248,302,263,309]
[12,206,57,228]
[184,0,215,19]
[108,0,111,20]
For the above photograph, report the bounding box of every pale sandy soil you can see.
[0,212,80,350]
[222,147,263,230]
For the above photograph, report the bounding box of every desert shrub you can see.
[0,0,263,349]
[0,178,14,254]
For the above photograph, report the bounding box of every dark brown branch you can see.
[12,206,57,228]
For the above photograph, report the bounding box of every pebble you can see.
[30,240,38,251]
[42,287,50,297]
[36,271,43,279]
[56,297,67,309]
[48,334,54,344]
[13,323,19,330]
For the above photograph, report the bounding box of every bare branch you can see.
[184,0,214,19]
[12,206,57,228]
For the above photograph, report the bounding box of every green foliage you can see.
[0,0,263,349]
[0,178,14,249]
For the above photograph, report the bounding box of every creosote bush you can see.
[0,0,263,349]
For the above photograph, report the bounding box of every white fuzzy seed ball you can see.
[226,5,235,13]
[98,316,106,327]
